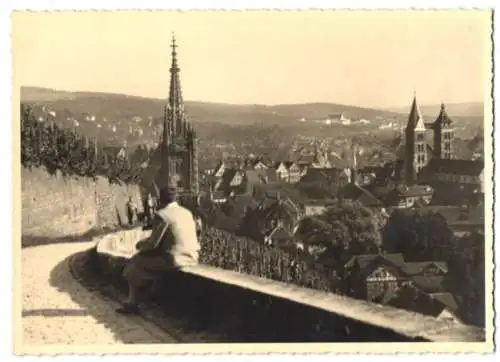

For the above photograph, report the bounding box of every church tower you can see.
[404,94,427,183]
[158,35,199,195]
[430,102,455,160]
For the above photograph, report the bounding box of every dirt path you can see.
[22,242,179,344]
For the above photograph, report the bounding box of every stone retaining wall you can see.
[21,167,143,238]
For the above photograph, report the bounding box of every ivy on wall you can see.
[20,104,144,184]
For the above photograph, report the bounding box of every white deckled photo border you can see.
[2,0,498,360]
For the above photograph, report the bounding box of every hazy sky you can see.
[12,10,491,108]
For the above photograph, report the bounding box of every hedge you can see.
[199,226,341,294]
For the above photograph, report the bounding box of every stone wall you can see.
[93,229,486,343]
[93,252,485,343]
[21,167,143,238]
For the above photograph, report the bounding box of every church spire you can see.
[433,101,453,128]
[168,33,185,136]
[156,36,199,195]
[404,92,428,184]
[406,93,425,132]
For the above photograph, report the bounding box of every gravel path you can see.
[22,242,179,344]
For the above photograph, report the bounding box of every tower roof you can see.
[432,102,453,129]
[168,34,184,111]
[162,34,187,143]
[406,94,426,132]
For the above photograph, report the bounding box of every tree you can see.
[294,216,332,247]
[447,231,485,327]
[296,200,383,267]
[382,209,455,261]
[320,200,383,258]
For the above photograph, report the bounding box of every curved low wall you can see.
[92,228,485,343]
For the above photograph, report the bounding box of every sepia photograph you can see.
[11,9,493,354]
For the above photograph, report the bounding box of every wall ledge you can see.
[95,228,485,343]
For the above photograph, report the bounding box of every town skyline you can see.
[12,10,490,108]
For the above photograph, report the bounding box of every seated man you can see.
[116,184,201,315]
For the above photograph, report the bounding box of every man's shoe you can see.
[116,303,140,315]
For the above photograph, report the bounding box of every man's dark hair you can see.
[159,184,178,205]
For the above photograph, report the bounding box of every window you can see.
[417,133,424,141]
[444,142,451,150]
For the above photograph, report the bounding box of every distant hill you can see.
[387,101,484,119]
[22,86,415,124]
[22,86,484,124]
[20,86,484,154]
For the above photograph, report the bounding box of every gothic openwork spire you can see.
[157,35,199,195]
[167,33,185,137]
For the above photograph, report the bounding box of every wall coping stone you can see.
[94,228,485,343]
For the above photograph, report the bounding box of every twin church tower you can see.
[403,94,455,183]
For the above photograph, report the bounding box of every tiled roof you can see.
[380,285,453,319]
[264,169,279,183]
[244,169,267,185]
[302,198,337,206]
[221,168,238,183]
[404,261,448,275]
[301,167,350,183]
[355,185,385,207]
[412,198,429,208]
[410,276,446,293]
[430,292,459,313]
[431,103,454,128]
[417,205,468,223]
[394,184,434,198]
[406,95,426,131]
[427,158,484,176]
[365,182,394,199]
[262,198,301,221]
[297,164,308,172]
[341,184,384,207]
[265,225,292,242]
[344,253,405,271]
[430,184,478,206]
[297,155,316,164]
